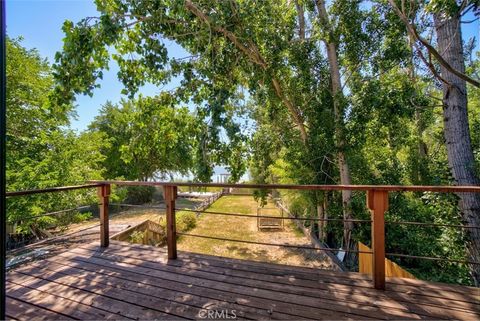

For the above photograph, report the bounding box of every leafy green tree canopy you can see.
[90,93,197,180]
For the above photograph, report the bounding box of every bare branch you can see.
[461,18,479,24]
[387,0,480,88]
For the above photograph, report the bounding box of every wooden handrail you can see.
[88,180,480,193]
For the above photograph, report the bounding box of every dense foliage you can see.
[89,94,197,180]
[6,38,106,240]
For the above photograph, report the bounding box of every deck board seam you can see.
[13,263,285,321]
[7,275,135,320]
[65,246,480,314]
[6,296,79,321]
[82,243,480,311]
[10,270,198,321]
[48,249,449,320]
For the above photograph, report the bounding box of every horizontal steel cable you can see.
[11,205,96,221]
[110,203,166,209]
[6,183,101,197]
[177,232,373,254]
[385,220,480,229]
[386,253,480,265]
[175,208,371,223]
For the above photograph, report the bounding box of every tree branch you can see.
[294,0,306,40]
[184,0,308,142]
[387,0,480,88]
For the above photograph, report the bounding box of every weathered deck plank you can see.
[64,244,479,320]
[6,297,74,321]
[6,240,480,320]
[84,243,479,318]
[91,242,480,308]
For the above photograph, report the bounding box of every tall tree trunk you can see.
[317,192,328,242]
[434,12,480,286]
[315,0,354,253]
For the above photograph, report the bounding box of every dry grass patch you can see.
[178,195,338,269]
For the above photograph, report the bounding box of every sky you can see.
[6,0,188,132]
[6,0,480,133]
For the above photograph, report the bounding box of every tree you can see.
[89,93,197,180]
[314,0,355,255]
[387,0,480,285]
[6,37,106,236]
[52,0,479,284]
[53,0,355,247]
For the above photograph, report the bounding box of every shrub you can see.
[129,230,146,244]
[158,211,197,234]
[124,186,156,204]
[176,211,197,232]
[71,211,93,224]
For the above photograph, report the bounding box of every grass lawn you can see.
[177,195,339,269]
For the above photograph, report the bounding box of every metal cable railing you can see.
[176,232,374,254]
[175,209,480,266]
[10,205,96,221]
[385,253,480,265]
[110,203,166,209]
[385,220,480,229]
[6,180,480,290]
[175,208,372,223]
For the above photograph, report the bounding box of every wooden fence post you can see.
[164,185,178,259]
[367,189,388,290]
[97,184,111,247]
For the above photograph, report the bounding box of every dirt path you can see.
[178,195,340,270]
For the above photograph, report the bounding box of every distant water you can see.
[171,165,249,182]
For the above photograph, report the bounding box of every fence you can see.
[193,191,222,213]
[358,242,416,279]
[5,180,480,290]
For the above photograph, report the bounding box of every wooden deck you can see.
[6,241,480,320]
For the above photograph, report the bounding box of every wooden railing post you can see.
[164,185,177,259]
[97,183,111,247]
[367,189,388,290]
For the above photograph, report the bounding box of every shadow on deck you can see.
[6,240,480,320]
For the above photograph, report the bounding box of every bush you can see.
[176,211,197,232]
[129,230,146,244]
[158,211,197,234]
[124,186,156,204]
[71,211,93,224]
